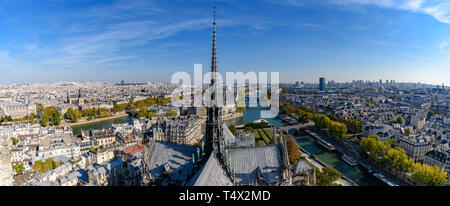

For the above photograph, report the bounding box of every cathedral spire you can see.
[211,6,218,79]
[204,6,224,158]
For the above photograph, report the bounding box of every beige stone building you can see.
[93,129,117,147]
[152,115,202,145]
[398,135,432,162]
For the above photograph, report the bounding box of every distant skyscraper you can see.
[319,77,325,91]
[379,79,382,84]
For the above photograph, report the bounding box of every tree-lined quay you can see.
[280,95,448,186]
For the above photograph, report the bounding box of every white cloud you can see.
[46,18,210,67]
[270,0,450,24]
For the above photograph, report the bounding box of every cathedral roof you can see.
[188,154,233,186]
[223,123,235,143]
[229,145,283,185]
[146,142,197,182]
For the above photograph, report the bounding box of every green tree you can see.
[46,158,54,171]
[147,112,159,119]
[328,121,347,139]
[144,98,156,106]
[236,106,245,113]
[360,135,387,163]
[41,113,49,127]
[65,108,82,122]
[228,125,237,135]
[338,118,363,134]
[11,137,18,145]
[284,134,302,165]
[411,163,448,186]
[396,117,404,124]
[92,107,97,117]
[166,109,177,117]
[28,114,36,124]
[96,108,101,117]
[384,147,413,171]
[136,108,148,118]
[51,110,61,125]
[12,163,25,173]
[313,114,331,129]
[316,166,343,186]
[66,108,74,120]
[75,110,82,121]
[405,128,411,135]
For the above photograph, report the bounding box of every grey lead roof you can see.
[222,123,235,143]
[189,154,233,186]
[147,142,197,181]
[229,145,282,185]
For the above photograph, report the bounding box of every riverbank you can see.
[278,114,298,125]
[234,119,269,128]
[60,113,129,127]
[298,146,356,186]
[223,112,243,121]
[304,128,407,186]
[295,132,384,186]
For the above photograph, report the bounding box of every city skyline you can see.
[0,0,449,85]
[1,3,449,189]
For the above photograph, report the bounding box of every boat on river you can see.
[341,154,358,166]
[373,173,398,186]
[316,138,335,151]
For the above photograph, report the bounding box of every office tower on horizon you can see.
[319,77,325,91]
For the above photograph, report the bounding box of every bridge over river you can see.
[278,122,314,132]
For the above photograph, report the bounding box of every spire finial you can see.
[213,6,216,25]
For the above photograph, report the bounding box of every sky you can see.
[0,0,449,85]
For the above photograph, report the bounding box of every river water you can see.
[71,115,133,136]
[73,106,383,186]
[295,133,382,186]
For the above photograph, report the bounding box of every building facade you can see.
[398,135,432,162]
[319,77,326,91]
[151,116,202,145]
[424,150,450,173]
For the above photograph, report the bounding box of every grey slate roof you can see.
[425,150,449,162]
[147,142,197,181]
[188,154,233,186]
[229,145,282,185]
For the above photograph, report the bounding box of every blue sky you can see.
[0,0,449,85]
